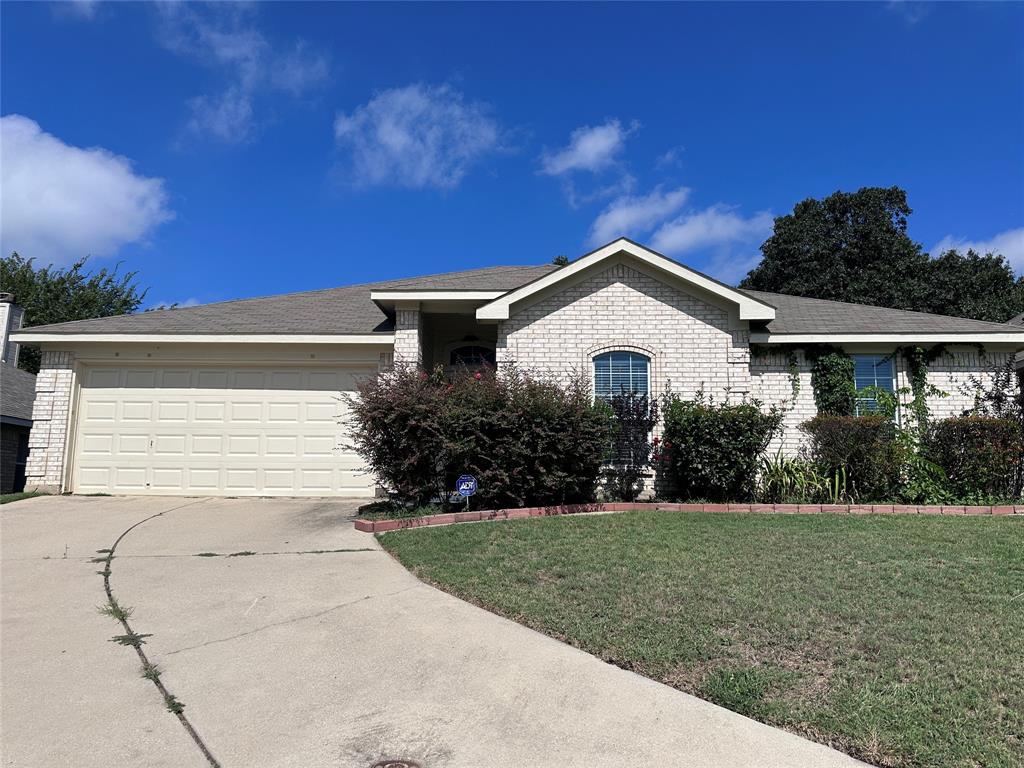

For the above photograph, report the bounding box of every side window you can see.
[853,354,895,414]
[593,351,650,400]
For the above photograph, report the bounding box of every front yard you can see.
[380,511,1023,768]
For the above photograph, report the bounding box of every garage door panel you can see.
[73,364,375,496]
[227,435,260,456]
[153,435,186,456]
[117,435,150,455]
[266,436,298,456]
[121,402,153,421]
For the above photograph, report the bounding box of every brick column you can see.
[394,303,422,366]
[25,350,76,493]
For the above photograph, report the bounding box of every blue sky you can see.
[2,1,1022,308]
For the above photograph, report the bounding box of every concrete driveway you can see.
[1,496,866,767]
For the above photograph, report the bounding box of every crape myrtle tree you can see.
[741,187,1024,323]
[0,253,147,374]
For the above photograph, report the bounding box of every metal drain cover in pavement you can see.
[371,761,421,768]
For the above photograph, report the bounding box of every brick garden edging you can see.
[354,501,1024,533]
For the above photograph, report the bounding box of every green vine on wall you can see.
[807,346,856,416]
[787,351,801,400]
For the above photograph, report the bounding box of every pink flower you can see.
[474,372,482,380]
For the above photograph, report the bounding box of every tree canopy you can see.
[0,253,147,374]
[740,187,1024,323]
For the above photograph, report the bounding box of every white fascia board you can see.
[370,291,504,302]
[749,332,1024,345]
[476,238,775,321]
[10,333,395,345]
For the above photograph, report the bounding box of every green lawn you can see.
[380,511,1024,768]
[0,491,40,505]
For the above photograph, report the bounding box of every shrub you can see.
[602,391,658,502]
[346,365,613,509]
[799,415,901,501]
[757,451,829,503]
[659,393,783,502]
[924,416,1023,501]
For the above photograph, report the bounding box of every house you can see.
[1,294,35,494]
[11,238,1024,498]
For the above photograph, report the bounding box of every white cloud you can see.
[655,146,685,169]
[589,186,691,245]
[53,0,99,20]
[932,227,1024,274]
[157,4,328,143]
[0,115,172,265]
[334,84,501,189]
[540,119,636,176]
[651,205,774,256]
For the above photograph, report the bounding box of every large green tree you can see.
[0,253,147,374]
[740,187,1024,322]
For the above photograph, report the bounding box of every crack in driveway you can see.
[164,584,422,656]
[98,497,222,768]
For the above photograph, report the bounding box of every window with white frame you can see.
[593,351,650,400]
[853,354,895,414]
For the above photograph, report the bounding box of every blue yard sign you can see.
[456,474,478,497]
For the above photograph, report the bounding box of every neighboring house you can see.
[11,239,1024,498]
[1,294,35,494]
[1010,311,1024,379]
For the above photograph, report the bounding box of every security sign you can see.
[456,474,478,497]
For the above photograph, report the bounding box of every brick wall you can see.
[24,350,75,492]
[750,349,816,455]
[907,347,1013,420]
[394,307,422,365]
[498,262,752,401]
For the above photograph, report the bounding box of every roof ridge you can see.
[740,288,1021,331]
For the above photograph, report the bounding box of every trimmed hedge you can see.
[800,414,901,501]
[659,395,782,502]
[924,415,1023,501]
[347,365,613,509]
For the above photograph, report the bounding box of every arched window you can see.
[449,345,496,367]
[593,351,650,400]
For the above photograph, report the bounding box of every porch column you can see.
[394,302,422,366]
[25,350,76,493]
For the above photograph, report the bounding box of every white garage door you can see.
[72,365,376,496]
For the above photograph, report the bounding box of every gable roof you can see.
[476,238,776,322]
[10,244,1024,345]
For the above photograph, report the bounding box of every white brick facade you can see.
[394,306,422,365]
[497,262,753,401]
[24,350,76,492]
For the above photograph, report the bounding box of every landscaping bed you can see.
[379,511,1024,768]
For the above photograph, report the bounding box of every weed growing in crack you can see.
[95,548,112,554]
[195,552,220,557]
[110,632,152,648]
[164,693,185,714]
[98,598,133,622]
[140,662,162,681]
[227,551,256,557]
[90,556,111,563]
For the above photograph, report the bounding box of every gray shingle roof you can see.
[15,264,560,337]
[1,364,36,422]
[742,290,1023,336]
[13,261,1021,339]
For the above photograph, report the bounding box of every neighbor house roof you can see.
[10,252,1024,343]
[1,364,36,424]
